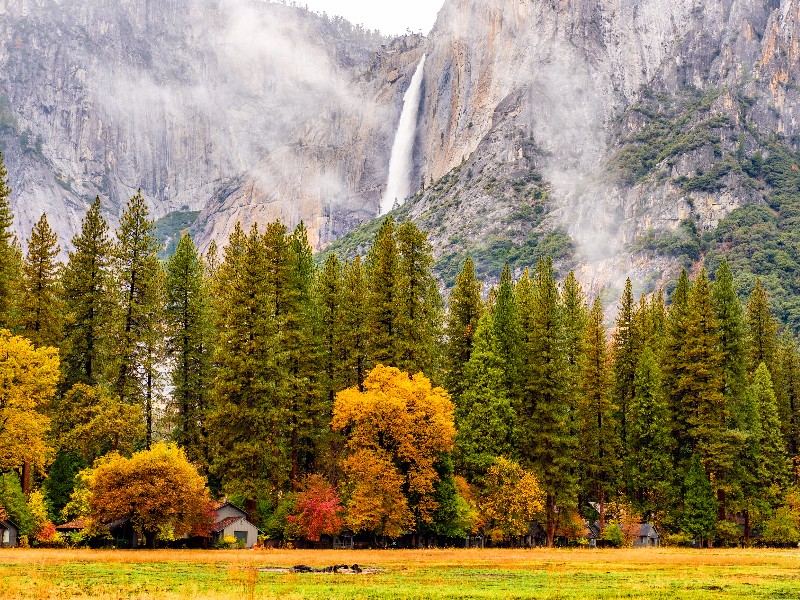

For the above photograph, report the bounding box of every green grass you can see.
[2,548,799,599]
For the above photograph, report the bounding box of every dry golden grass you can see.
[2,547,799,599]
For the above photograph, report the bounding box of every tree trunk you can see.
[144,531,156,549]
[599,489,606,531]
[717,488,726,521]
[744,510,751,546]
[21,460,30,495]
[546,495,556,548]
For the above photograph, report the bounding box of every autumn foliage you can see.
[287,475,344,541]
[89,443,210,547]
[0,330,59,475]
[333,365,455,537]
[480,457,544,541]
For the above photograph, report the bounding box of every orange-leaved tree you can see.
[90,443,211,548]
[0,330,59,476]
[480,457,544,542]
[332,365,455,538]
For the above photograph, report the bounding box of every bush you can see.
[600,523,624,548]
[714,519,742,547]
[762,508,800,547]
[216,534,237,549]
[661,531,693,547]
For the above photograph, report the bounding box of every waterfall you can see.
[381,54,427,215]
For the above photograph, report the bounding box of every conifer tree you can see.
[20,213,62,347]
[366,217,399,367]
[746,279,778,375]
[518,257,574,547]
[165,234,214,467]
[774,338,800,470]
[662,269,692,464]
[284,223,322,487]
[578,298,618,527]
[561,271,587,443]
[61,198,114,389]
[395,221,442,377]
[492,263,522,399]
[681,454,719,547]
[711,260,748,424]
[681,270,735,515]
[0,153,19,329]
[340,257,368,391]
[316,254,345,405]
[612,278,636,490]
[110,191,164,447]
[628,346,671,519]
[750,363,789,495]
[444,257,482,398]
[454,312,516,482]
[210,223,288,500]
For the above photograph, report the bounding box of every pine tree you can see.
[20,213,62,347]
[628,346,671,519]
[165,234,214,467]
[492,263,522,399]
[210,223,289,500]
[518,257,574,547]
[773,337,800,471]
[681,454,719,547]
[366,217,399,367]
[454,312,516,482]
[612,278,636,491]
[746,279,777,375]
[316,254,345,405]
[578,298,618,527]
[0,153,19,329]
[681,270,735,516]
[61,198,114,389]
[444,257,482,398]
[395,221,442,377]
[750,363,789,495]
[561,271,587,443]
[284,223,322,488]
[662,270,692,465]
[110,191,164,447]
[711,260,748,426]
[340,257,369,391]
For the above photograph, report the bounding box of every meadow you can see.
[1,547,799,599]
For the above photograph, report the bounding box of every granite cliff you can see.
[3,0,800,300]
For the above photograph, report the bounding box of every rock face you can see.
[2,0,800,289]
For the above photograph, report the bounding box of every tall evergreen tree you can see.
[662,270,692,466]
[20,213,62,347]
[444,257,482,398]
[711,260,748,425]
[366,217,399,367]
[284,223,323,488]
[492,263,522,399]
[578,298,618,527]
[454,312,516,483]
[681,454,719,547]
[680,270,735,516]
[628,346,671,519]
[561,272,587,442]
[0,153,19,329]
[750,363,789,496]
[210,223,287,501]
[746,279,778,375]
[61,198,114,389]
[165,234,214,467]
[341,257,368,391]
[518,257,574,547]
[612,278,636,491]
[773,337,800,472]
[394,221,442,377]
[316,254,345,406]
[110,191,164,447]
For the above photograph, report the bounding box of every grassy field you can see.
[1,547,799,599]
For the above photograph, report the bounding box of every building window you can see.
[234,531,248,546]
[2,529,9,544]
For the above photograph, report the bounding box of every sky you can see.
[298,1,444,36]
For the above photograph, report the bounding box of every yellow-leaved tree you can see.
[90,443,211,548]
[480,457,544,542]
[0,330,59,476]
[332,365,455,538]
